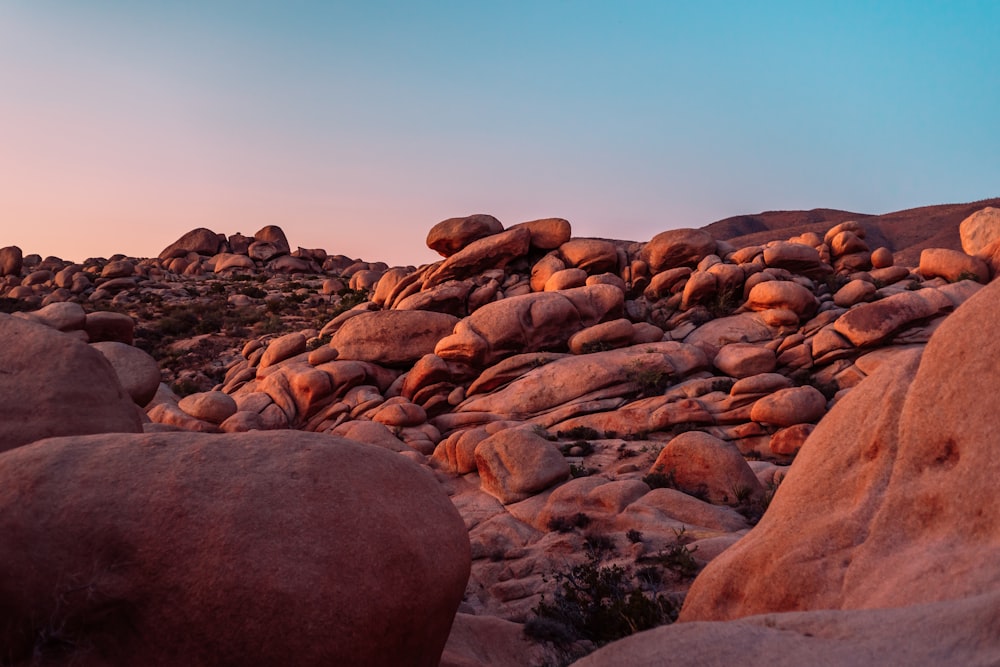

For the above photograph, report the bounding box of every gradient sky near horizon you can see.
[2,1,998,267]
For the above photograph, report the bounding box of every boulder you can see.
[0,245,23,277]
[509,217,572,250]
[559,238,619,274]
[959,206,1000,255]
[641,229,717,273]
[918,247,988,283]
[332,310,460,367]
[0,431,470,666]
[158,228,221,260]
[427,214,504,258]
[572,591,1000,667]
[435,284,624,368]
[475,427,569,504]
[749,386,827,427]
[423,227,530,288]
[745,281,819,319]
[762,242,824,274]
[253,224,291,254]
[713,343,776,378]
[833,289,951,347]
[178,390,239,424]
[84,311,135,344]
[680,275,1000,620]
[649,431,763,505]
[91,341,162,407]
[0,314,142,453]
[17,301,86,331]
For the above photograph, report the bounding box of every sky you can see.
[1,1,998,267]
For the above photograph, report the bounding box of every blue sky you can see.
[1,1,997,265]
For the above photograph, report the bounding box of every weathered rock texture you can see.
[0,431,470,666]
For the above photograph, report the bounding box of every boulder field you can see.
[1,201,999,664]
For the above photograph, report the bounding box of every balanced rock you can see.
[0,431,470,666]
[0,314,142,453]
[427,214,504,257]
[642,228,716,273]
[158,228,222,260]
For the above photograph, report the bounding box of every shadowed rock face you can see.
[0,431,471,667]
[0,314,142,453]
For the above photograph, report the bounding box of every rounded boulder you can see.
[0,430,471,666]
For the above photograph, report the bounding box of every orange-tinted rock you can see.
[423,226,531,289]
[713,343,776,378]
[918,247,988,283]
[642,228,717,273]
[746,281,819,319]
[0,431,470,666]
[750,386,827,427]
[833,290,950,347]
[427,214,504,258]
[178,390,239,424]
[649,431,763,505]
[959,206,1000,255]
[0,246,23,277]
[559,238,619,274]
[509,217,571,250]
[475,427,569,504]
[91,341,162,407]
[332,310,460,367]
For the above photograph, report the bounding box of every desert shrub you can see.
[641,470,677,490]
[568,464,593,479]
[626,529,644,544]
[0,297,33,313]
[706,286,743,318]
[583,534,616,557]
[238,284,267,298]
[558,426,600,441]
[525,553,678,651]
[548,513,592,534]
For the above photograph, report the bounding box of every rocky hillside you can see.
[1,201,999,665]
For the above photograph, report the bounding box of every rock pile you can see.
[1,201,999,664]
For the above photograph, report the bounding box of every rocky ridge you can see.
[2,202,1000,665]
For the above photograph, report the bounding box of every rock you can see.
[475,427,570,504]
[178,391,239,424]
[457,342,706,418]
[833,279,877,307]
[423,227,530,288]
[642,229,717,273]
[509,217,572,250]
[649,431,763,505]
[713,343,776,378]
[213,252,257,273]
[0,431,470,666]
[568,318,636,354]
[259,332,308,369]
[959,206,1000,255]
[100,259,135,279]
[0,315,141,453]
[769,423,815,456]
[544,267,588,291]
[833,289,950,347]
[91,341,162,407]
[332,310,460,367]
[158,228,222,260]
[17,301,86,331]
[427,214,504,257]
[441,613,547,667]
[918,247,989,283]
[559,238,619,274]
[435,284,624,368]
[870,246,894,269]
[763,242,824,274]
[0,245,23,276]
[572,591,1000,667]
[530,253,567,291]
[749,386,827,427]
[84,311,135,344]
[746,281,819,319]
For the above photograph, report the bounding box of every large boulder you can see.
[426,214,504,258]
[0,245,24,277]
[832,289,951,347]
[572,591,1000,667]
[0,314,142,453]
[331,310,460,367]
[0,430,471,666]
[641,228,717,273]
[423,227,531,288]
[91,341,162,407]
[435,284,624,367]
[682,275,1000,621]
[959,206,1000,255]
[158,228,222,260]
[474,427,569,504]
